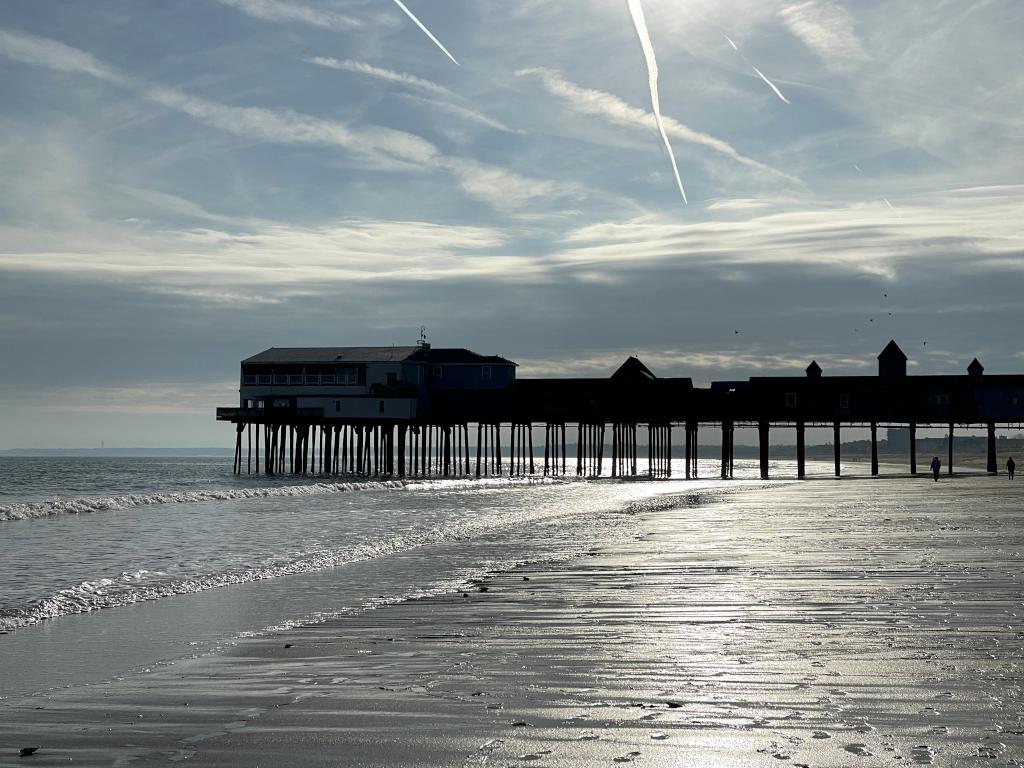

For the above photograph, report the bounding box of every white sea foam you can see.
[0,476,596,631]
[0,475,572,522]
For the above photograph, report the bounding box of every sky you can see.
[1,0,1022,447]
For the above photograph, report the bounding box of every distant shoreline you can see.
[0,448,234,457]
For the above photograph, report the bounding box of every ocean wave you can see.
[0,475,573,522]
[0,487,600,631]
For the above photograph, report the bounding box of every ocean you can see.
[0,454,800,699]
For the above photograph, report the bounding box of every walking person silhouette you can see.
[930,456,941,481]
[1008,456,1015,480]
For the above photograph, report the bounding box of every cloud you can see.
[517,67,799,184]
[0,28,564,210]
[780,1,868,71]
[306,57,454,98]
[145,86,439,169]
[400,93,519,134]
[216,0,363,30]
[0,27,124,82]
[515,348,872,378]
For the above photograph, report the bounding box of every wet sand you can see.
[2,475,1022,766]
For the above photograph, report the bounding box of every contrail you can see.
[724,34,790,105]
[391,0,459,66]
[626,0,687,205]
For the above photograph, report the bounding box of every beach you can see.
[2,472,1021,766]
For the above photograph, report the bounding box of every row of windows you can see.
[243,365,494,385]
[243,372,359,386]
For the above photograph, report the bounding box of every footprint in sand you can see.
[844,743,873,757]
[518,750,552,760]
[613,751,642,763]
[910,744,936,764]
[811,731,832,740]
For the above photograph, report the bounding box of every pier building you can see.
[217,340,1024,481]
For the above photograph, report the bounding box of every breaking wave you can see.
[0,475,573,522]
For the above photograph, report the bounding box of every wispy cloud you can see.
[305,57,454,98]
[390,0,459,66]
[400,93,519,134]
[216,0,363,30]
[0,28,124,82]
[515,348,872,378]
[517,67,799,184]
[0,28,562,210]
[780,1,868,71]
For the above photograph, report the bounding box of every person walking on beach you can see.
[930,456,941,481]
[1008,456,1016,480]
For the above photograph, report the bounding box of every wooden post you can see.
[987,422,997,474]
[758,421,769,480]
[560,423,566,475]
[833,422,841,477]
[870,422,878,476]
[491,423,499,473]
[476,423,482,477]
[509,423,517,477]
[444,425,451,477]
[691,424,698,478]
[721,422,729,479]
[948,423,954,475]
[796,421,806,479]
[544,424,551,476]
[356,426,364,475]
[464,424,471,475]
[909,423,917,475]
[667,425,672,477]
[528,424,535,475]
[727,424,733,478]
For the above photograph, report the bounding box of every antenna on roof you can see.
[417,326,429,349]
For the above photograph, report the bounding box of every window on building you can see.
[928,394,950,406]
[481,365,492,381]
[272,399,290,408]
[273,374,287,385]
[337,367,358,385]
[335,400,341,412]
[839,394,849,409]
[432,366,443,379]
[304,372,319,385]
[785,392,797,408]
[1011,395,1019,406]
[320,372,335,385]
[257,375,272,385]
[288,374,303,385]
[386,372,398,386]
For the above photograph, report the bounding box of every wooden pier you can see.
[218,341,1024,481]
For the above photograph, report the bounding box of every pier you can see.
[217,340,1024,480]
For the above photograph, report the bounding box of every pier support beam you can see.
[948,423,954,475]
[758,422,769,480]
[870,422,878,476]
[796,422,806,479]
[720,422,729,479]
[833,422,841,477]
[909,423,917,475]
[987,422,997,474]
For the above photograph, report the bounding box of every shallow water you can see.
[0,455,807,698]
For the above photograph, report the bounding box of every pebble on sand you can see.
[19,747,39,756]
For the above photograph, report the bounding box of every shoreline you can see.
[2,475,1021,766]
